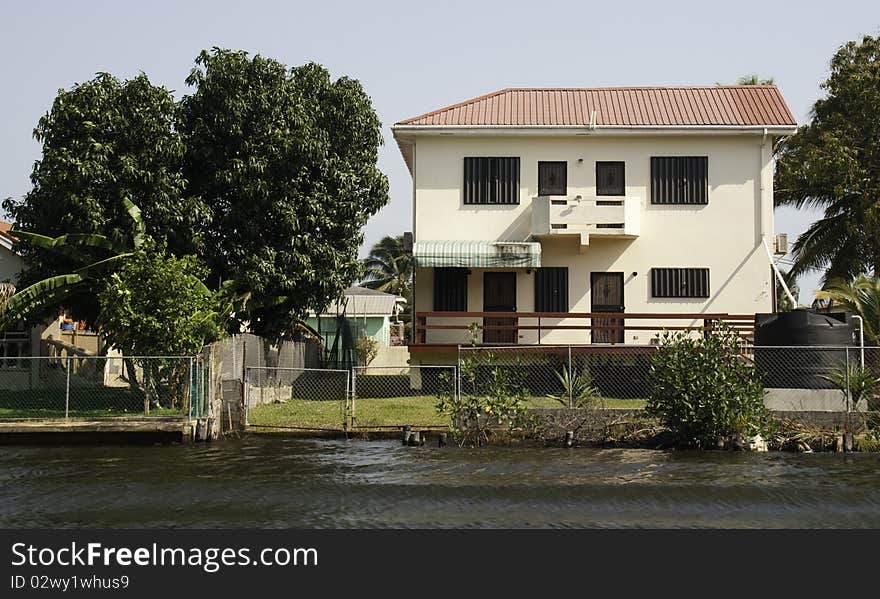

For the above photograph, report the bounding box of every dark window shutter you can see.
[434,268,468,311]
[650,157,708,204]
[464,157,520,204]
[535,267,569,312]
[651,268,710,298]
[596,161,625,196]
[538,161,567,196]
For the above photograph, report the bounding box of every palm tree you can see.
[815,275,880,345]
[361,235,413,318]
[737,74,775,85]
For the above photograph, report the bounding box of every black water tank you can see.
[754,310,855,389]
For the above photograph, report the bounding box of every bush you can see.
[646,327,771,448]
[436,352,533,446]
[355,336,379,366]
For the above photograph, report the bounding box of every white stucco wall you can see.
[0,245,23,284]
[408,133,777,345]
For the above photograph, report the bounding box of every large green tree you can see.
[2,73,207,322]
[179,49,389,340]
[775,35,880,283]
[4,50,388,345]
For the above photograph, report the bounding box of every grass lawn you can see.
[247,395,647,431]
[0,388,185,419]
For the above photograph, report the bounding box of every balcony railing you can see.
[531,195,640,247]
[412,311,754,348]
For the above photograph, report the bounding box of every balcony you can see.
[531,195,640,248]
[411,311,754,350]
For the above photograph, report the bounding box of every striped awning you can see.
[413,240,541,268]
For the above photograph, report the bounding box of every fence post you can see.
[845,349,851,426]
[342,367,357,432]
[456,345,462,403]
[64,355,71,418]
[188,357,194,420]
[242,367,250,427]
[567,346,573,409]
[195,357,201,419]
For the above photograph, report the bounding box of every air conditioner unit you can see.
[774,233,788,255]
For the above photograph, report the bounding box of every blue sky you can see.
[1,0,878,303]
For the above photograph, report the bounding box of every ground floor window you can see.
[433,268,468,311]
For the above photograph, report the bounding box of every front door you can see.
[483,272,517,344]
[591,272,624,344]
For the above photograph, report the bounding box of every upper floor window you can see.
[651,156,708,205]
[651,267,710,298]
[433,268,468,311]
[463,157,520,205]
[538,161,567,196]
[596,161,625,196]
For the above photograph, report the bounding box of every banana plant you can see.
[0,198,145,328]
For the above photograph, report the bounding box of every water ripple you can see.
[2,438,880,528]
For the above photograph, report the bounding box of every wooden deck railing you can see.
[412,311,755,346]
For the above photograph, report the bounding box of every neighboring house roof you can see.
[0,221,16,252]
[395,86,797,128]
[310,287,405,318]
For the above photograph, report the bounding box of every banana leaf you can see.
[2,274,85,325]
[73,252,134,274]
[123,198,145,249]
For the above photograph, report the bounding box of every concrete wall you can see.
[411,134,776,344]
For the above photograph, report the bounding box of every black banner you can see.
[1,529,878,596]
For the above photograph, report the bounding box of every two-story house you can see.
[392,86,797,361]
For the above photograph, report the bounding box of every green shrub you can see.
[436,352,532,446]
[355,336,379,366]
[546,367,602,409]
[821,364,880,411]
[646,326,770,448]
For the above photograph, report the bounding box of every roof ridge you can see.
[395,88,513,125]
[393,86,796,128]
[496,85,780,91]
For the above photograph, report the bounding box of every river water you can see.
[2,436,880,528]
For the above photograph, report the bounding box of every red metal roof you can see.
[395,86,797,127]
[0,221,15,244]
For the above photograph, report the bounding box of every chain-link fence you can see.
[245,367,349,431]
[458,345,652,410]
[240,344,880,433]
[351,366,455,430]
[751,346,880,412]
[457,345,880,414]
[0,356,202,419]
[244,365,455,431]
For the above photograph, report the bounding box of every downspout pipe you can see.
[763,236,796,308]
[759,127,797,310]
